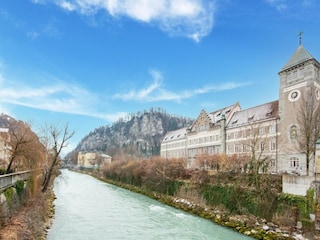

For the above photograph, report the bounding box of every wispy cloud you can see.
[113,69,250,102]
[36,0,215,42]
[27,31,40,41]
[0,67,249,122]
[0,71,123,122]
[265,0,287,12]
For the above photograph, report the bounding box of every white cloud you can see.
[43,0,215,42]
[113,69,250,102]
[265,0,287,12]
[59,0,77,11]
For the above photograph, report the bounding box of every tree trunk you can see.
[42,155,58,192]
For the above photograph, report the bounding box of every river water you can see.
[47,169,253,240]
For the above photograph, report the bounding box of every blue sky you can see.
[1,0,320,154]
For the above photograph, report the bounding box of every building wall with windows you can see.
[160,127,187,160]
[161,44,320,174]
[78,151,112,168]
[0,128,9,168]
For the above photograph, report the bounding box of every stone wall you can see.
[282,174,314,196]
[0,180,28,225]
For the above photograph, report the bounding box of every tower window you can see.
[290,125,298,139]
[293,70,298,79]
[299,67,304,77]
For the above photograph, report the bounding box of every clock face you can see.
[288,90,300,102]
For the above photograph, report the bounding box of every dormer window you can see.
[216,112,221,116]
[248,114,255,121]
[232,119,238,124]
[266,109,273,116]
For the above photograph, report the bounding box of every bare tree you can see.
[241,124,276,190]
[41,123,74,192]
[5,120,42,173]
[297,91,320,176]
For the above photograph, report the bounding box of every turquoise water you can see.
[47,169,253,240]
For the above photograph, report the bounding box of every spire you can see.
[298,32,303,45]
[281,44,314,71]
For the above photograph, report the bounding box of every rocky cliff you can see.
[71,108,193,160]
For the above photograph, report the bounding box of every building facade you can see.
[161,44,320,174]
[0,128,10,169]
[77,151,112,169]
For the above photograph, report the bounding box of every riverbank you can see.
[82,170,316,240]
[0,190,55,240]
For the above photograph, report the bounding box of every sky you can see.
[1,0,320,155]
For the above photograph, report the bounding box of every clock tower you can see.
[278,43,320,175]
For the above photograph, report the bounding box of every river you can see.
[47,169,253,240]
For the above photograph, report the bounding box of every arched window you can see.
[290,125,298,139]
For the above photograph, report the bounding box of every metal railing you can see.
[0,169,42,191]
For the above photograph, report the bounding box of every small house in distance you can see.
[77,151,112,169]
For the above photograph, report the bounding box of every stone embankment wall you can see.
[0,178,33,225]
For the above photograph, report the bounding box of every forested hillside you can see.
[69,108,193,162]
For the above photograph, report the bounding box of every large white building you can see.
[161,43,320,175]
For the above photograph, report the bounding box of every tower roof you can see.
[282,45,314,71]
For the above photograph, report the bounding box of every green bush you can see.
[201,184,278,220]
[4,188,14,209]
[15,180,25,202]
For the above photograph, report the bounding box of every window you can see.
[270,141,276,151]
[260,142,265,151]
[266,109,273,116]
[299,67,304,77]
[270,159,276,167]
[234,144,239,152]
[248,114,255,121]
[216,146,220,153]
[227,133,234,140]
[247,129,252,137]
[259,127,265,135]
[242,144,247,152]
[227,145,231,153]
[287,72,291,81]
[293,70,298,79]
[209,147,213,154]
[199,124,206,132]
[269,125,276,134]
[290,157,299,168]
[290,125,298,139]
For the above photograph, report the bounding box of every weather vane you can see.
[298,32,303,45]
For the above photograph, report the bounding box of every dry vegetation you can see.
[0,191,54,240]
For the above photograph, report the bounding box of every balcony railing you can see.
[0,169,42,191]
